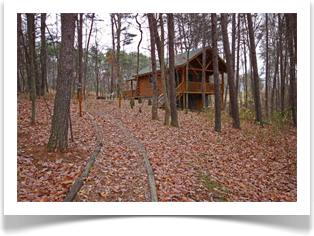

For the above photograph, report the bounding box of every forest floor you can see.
[17,96,297,202]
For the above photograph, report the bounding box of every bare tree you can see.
[167,13,178,127]
[110,14,115,94]
[83,13,95,99]
[286,13,297,127]
[221,13,241,129]
[47,14,76,150]
[265,13,269,116]
[147,13,158,120]
[27,13,36,125]
[41,13,47,97]
[78,13,83,96]
[17,13,22,93]
[211,13,221,133]
[201,13,206,109]
[247,13,263,126]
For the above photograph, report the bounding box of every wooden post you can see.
[119,94,121,108]
[183,92,186,110]
[79,90,82,117]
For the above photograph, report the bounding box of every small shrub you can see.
[148,98,152,106]
[130,98,135,109]
[138,97,142,103]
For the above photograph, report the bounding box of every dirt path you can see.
[73,104,152,202]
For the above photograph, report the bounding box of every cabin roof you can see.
[129,46,227,80]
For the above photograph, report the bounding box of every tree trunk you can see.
[167,13,178,127]
[114,14,122,95]
[265,13,269,117]
[17,13,22,93]
[47,13,75,150]
[147,14,158,120]
[236,14,240,103]
[243,38,248,108]
[201,13,206,109]
[271,46,279,115]
[78,13,83,97]
[278,14,285,113]
[247,13,263,126]
[110,14,115,94]
[221,13,240,129]
[27,14,36,125]
[159,13,170,125]
[83,13,95,99]
[229,13,236,116]
[41,13,47,98]
[287,14,297,127]
[211,13,221,133]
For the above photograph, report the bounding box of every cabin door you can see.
[196,99,202,111]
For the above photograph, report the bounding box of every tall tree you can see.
[167,13,178,127]
[221,13,241,129]
[17,13,22,93]
[271,44,279,116]
[287,14,297,127]
[110,14,115,94]
[78,13,83,97]
[150,14,171,123]
[211,13,221,133]
[247,13,263,126]
[83,13,95,99]
[278,13,285,113]
[147,13,158,120]
[265,13,269,117]
[201,13,206,109]
[47,13,76,150]
[27,13,36,125]
[236,14,240,103]
[159,13,171,125]
[41,13,47,97]
[113,14,123,95]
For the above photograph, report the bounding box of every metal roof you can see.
[131,46,226,79]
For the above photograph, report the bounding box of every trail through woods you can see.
[17,97,297,202]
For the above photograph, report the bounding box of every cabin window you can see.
[188,74,194,82]
[149,75,153,86]
[175,73,182,83]
[197,75,202,82]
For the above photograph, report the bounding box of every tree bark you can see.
[247,13,263,126]
[147,14,158,120]
[78,13,83,96]
[278,14,285,113]
[287,14,297,127]
[17,13,22,93]
[27,14,36,125]
[41,13,47,97]
[167,13,178,127]
[271,46,279,116]
[159,14,170,125]
[221,13,240,129]
[83,13,95,99]
[201,13,206,109]
[110,14,115,94]
[265,13,269,117]
[211,13,221,133]
[47,13,75,150]
[236,13,240,104]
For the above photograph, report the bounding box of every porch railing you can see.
[122,90,135,98]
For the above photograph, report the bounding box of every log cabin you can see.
[123,46,227,111]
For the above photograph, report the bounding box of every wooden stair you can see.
[158,82,184,109]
